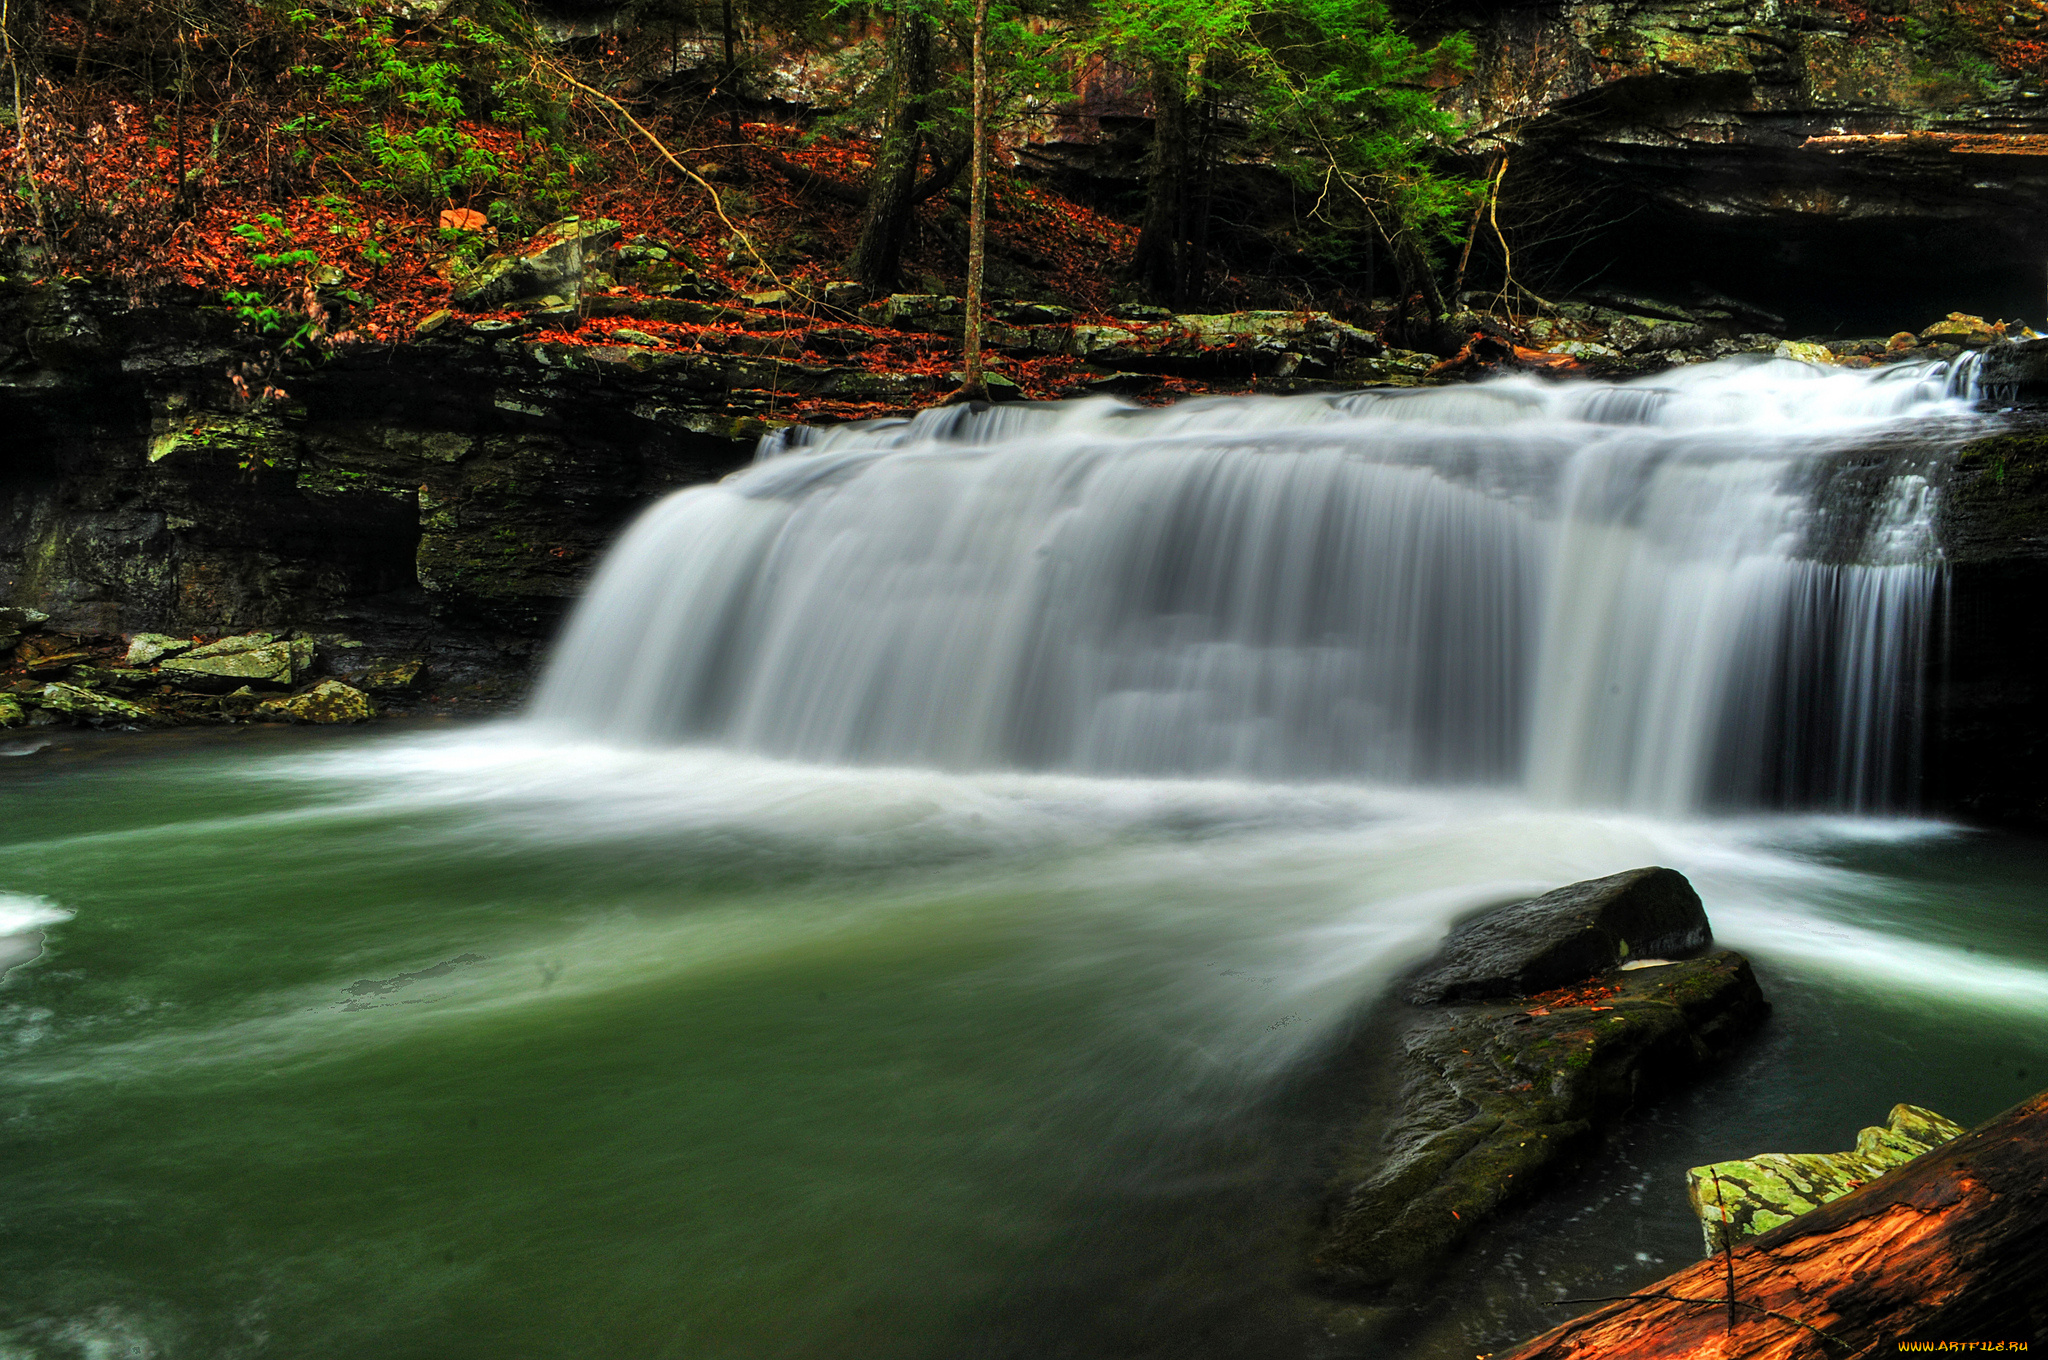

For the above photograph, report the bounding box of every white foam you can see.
[0,893,73,935]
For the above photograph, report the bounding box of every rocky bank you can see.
[9,223,2048,832]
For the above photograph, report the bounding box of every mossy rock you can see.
[256,680,377,725]
[1940,430,2048,565]
[1686,1104,1964,1253]
[1312,948,1768,1297]
[39,682,153,725]
[124,632,193,666]
[0,694,23,728]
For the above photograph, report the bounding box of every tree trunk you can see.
[1128,54,1188,306]
[720,0,745,179]
[1499,1088,2048,1359]
[953,0,990,402]
[847,6,935,294]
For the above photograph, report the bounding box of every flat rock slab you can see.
[1405,866,1711,1005]
[1686,1103,1964,1253]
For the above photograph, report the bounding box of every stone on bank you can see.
[255,680,376,724]
[38,682,152,725]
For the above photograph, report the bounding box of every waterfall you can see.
[531,357,1973,813]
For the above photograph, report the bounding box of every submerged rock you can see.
[1405,866,1710,1005]
[1686,1104,1964,1253]
[1312,867,1764,1299]
[256,680,376,724]
[124,632,193,666]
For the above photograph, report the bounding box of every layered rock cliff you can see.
[1431,0,2048,328]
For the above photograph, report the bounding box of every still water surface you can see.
[1,723,2044,1359]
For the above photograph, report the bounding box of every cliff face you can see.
[1437,0,2048,327]
[0,278,758,690]
[1928,425,2048,829]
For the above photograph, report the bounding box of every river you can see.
[2,358,2044,1359]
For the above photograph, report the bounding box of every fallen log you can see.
[1496,1089,2048,1358]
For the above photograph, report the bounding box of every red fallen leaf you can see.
[439,208,487,231]
[1526,1007,1550,1016]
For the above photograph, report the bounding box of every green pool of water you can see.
[2,724,2043,1359]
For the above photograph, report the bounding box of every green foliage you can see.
[1085,0,1477,285]
[279,6,582,212]
[221,214,323,352]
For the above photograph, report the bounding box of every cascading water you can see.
[531,356,1974,814]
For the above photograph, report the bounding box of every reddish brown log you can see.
[1498,1089,2048,1359]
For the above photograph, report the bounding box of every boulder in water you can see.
[1405,866,1711,1004]
[1686,1104,1964,1253]
[1312,867,1763,1301]
[256,680,376,724]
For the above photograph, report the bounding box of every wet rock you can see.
[1687,1104,1964,1253]
[1977,337,2048,406]
[0,607,49,632]
[256,680,377,724]
[1405,866,1711,1005]
[1313,948,1768,1298]
[124,632,193,666]
[0,695,22,727]
[39,682,153,725]
[452,217,624,310]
